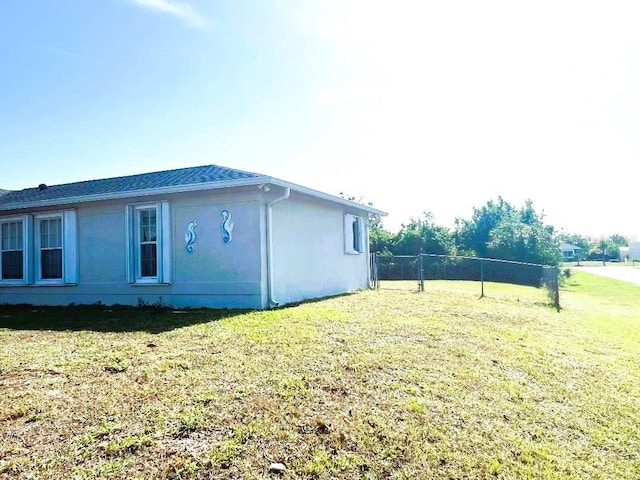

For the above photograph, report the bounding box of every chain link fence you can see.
[371,253,560,310]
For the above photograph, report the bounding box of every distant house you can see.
[559,243,581,261]
[628,243,640,262]
[0,164,386,309]
[618,246,629,261]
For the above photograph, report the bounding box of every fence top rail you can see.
[374,252,556,268]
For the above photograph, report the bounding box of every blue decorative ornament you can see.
[221,210,234,243]
[185,221,197,253]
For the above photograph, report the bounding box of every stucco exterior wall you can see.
[269,191,370,306]
[1,186,376,309]
[0,188,264,308]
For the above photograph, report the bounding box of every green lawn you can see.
[561,260,640,268]
[1,272,639,479]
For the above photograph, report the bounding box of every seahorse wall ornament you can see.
[185,221,197,253]
[221,210,234,243]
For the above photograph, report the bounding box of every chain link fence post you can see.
[554,266,560,312]
[373,253,379,290]
[374,253,560,309]
[480,258,485,298]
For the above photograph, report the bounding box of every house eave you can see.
[0,176,388,216]
[267,178,388,216]
[0,177,271,212]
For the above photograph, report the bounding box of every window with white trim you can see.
[344,214,364,254]
[39,217,62,279]
[139,208,158,278]
[127,202,171,284]
[0,211,76,285]
[34,211,77,284]
[1,219,24,281]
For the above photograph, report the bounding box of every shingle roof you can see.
[0,164,265,208]
[0,163,387,216]
[559,243,581,250]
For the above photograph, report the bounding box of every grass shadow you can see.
[269,291,358,309]
[0,304,248,333]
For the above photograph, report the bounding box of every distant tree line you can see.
[369,197,630,266]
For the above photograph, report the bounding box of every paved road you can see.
[573,266,640,286]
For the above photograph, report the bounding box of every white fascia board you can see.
[266,178,388,216]
[0,177,272,211]
[0,175,388,216]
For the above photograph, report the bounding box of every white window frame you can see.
[34,210,77,285]
[344,214,364,255]
[0,215,32,285]
[126,202,171,284]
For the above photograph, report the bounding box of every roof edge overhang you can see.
[0,176,388,216]
[0,177,270,212]
[268,178,387,216]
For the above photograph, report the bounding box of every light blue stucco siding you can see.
[269,191,371,306]
[0,188,264,308]
[0,186,375,309]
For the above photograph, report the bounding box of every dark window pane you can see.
[41,218,62,249]
[141,244,157,277]
[42,249,63,279]
[2,251,23,280]
[50,219,62,248]
[41,219,49,237]
[140,209,157,242]
[14,223,23,249]
[1,223,7,250]
[1,221,23,250]
[352,219,361,252]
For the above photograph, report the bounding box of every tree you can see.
[455,198,559,265]
[370,197,560,265]
[454,196,515,258]
[392,212,454,256]
[556,233,590,250]
[593,234,629,260]
[369,222,394,255]
[487,201,558,264]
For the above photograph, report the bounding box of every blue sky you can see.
[1,1,639,238]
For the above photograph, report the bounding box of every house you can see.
[628,243,640,262]
[618,246,629,262]
[0,164,386,309]
[559,243,581,261]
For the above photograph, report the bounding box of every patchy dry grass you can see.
[1,272,639,479]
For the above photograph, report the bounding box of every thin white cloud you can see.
[130,0,206,28]
[42,46,85,59]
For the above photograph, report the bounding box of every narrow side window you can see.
[1,220,24,280]
[344,214,363,255]
[127,202,171,284]
[39,217,63,279]
[33,211,77,284]
[138,207,158,278]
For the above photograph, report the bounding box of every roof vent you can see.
[38,184,48,191]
